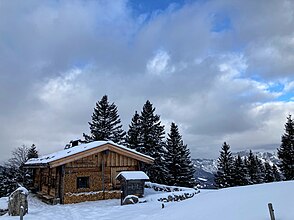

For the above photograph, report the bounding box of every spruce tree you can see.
[232,155,249,186]
[215,142,234,188]
[27,144,38,159]
[264,162,274,183]
[125,111,141,150]
[256,156,265,183]
[277,114,294,180]
[0,167,18,197]
[247,150,258,184]
[138,100,167,184]
[165,122,195,187]
[272,164,281,181]
[83,95,126,144]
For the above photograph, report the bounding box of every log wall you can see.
[34,149,141,204]
[63,190,121,204]
[63,151,139,195]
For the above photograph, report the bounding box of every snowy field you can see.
[1,181,293,220]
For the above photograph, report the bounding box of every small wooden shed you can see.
[116,171,149,200]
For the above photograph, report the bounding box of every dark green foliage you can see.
[277,114,294,180]
[125,111,141,150]
[264,162,275,183]
[138,100,165,155]
[256,156,265,183]
[165,122,195,187]
[27,144,38,159]
[215,142,234,188]
[83,95,126,144]
[272,164,281,181]
[128,100,167,184]
[246,150,259,184]
[0,167,19,197]
[1,145,37,194]
[232,155,249,186]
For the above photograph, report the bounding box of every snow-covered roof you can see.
[25,141,153,166]
[116,171,149,180]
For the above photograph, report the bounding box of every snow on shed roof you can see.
[116,171,149,180]
[25,141,153,166]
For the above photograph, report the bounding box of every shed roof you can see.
[24,141,153,168]
[116,171,150,181]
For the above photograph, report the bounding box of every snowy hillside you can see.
[193,150,279,188]
[1,181,293,220]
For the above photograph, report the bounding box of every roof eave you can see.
[23,163,50,169]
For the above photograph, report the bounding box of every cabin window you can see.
[77,177,89,189]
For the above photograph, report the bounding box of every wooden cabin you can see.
[23,141,153,204]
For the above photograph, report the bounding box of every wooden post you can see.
[268,203,275,220]
[102,153,105,196]
[120,190,123,206]
[59,165,65,204]
[19,206,23,220]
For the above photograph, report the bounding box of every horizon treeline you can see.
[215,142,281,188]
[215,114,294,188]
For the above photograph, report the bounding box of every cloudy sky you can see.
[1,0,294,162]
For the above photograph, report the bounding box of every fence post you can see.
[20,206,23,220]
[268,203,275,220]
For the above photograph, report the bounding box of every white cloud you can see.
[284,81,294,92]
[146,50,175,76]
[39,68,82,105]
[1,0,294,161]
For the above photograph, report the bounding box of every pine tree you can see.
[27,144,38,159]
[264,162,275,183]
[272,164,281,181]
[0,145,34,195]
[256,156,265,183]
[125,111,141,150]
[0,167,18,197]
[83,95,126,144]
[215,142,234,188]
[232,155,249,186]
[247,150,258,184]
[165,122,195,187]
[138,100,167,184]
[277,114,294,180]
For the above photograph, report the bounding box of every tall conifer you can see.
[272,164,281,181]
[137,100,167,184]
[165,122,195,187]
[264,162,275,183]
[247,150,258,184]
[232,155,249,186]
[83,95,125,144]
[27,144,38,159]
[215,142,234,188]
[125,111,141,150]
[277,114,294,180]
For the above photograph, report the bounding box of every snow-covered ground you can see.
[0,197,8,210]
[1,181,293,220]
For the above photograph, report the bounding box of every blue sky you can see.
[0,0,294,161]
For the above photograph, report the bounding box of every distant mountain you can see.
[193,150,280,189]
[233,150,279,166]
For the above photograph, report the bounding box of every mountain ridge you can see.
[193,150,279,188]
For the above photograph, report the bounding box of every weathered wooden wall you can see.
[63,190,121,204]
[38,168,58,197]
[63,151,139,194]
[34,149,141,204]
